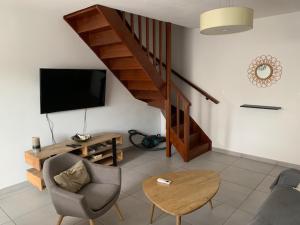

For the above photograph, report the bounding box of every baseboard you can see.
[213,147,300,169]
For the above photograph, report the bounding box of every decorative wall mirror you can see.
[248,55,282,87]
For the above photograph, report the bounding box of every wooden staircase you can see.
[64,5,219,162]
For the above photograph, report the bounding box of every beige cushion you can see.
[54,160,91,193]
[294,183,300,192]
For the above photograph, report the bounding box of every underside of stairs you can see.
[64,5,217,162]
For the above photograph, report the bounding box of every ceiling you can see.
[7,0,300,28]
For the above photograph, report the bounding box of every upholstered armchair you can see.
[43,153,123,225]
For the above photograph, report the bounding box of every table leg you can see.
[176,216,181,225]
[209,199,213,209]
[112,138,117,166]
[150,204,155,224]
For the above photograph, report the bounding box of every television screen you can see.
[40,69,106,114]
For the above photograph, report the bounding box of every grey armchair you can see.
[43,153,123,225]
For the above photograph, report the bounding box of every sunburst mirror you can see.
[248,55,282,87]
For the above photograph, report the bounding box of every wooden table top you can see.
[143,170,220,216]
[25,133,122,160]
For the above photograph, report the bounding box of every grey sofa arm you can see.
[270,169,300,190]
[84,160,121,186]
[50,186,92,218]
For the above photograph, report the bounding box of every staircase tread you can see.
[89,29,122,47]
[98,43,132,59]
[108,57,142,70]
[78,25,111,34]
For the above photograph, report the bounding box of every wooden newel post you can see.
[165,22,172,157]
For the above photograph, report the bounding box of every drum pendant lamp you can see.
[200,7,254,35]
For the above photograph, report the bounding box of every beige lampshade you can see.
[200,7,254,35]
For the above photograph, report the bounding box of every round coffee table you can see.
[143,170,220,225]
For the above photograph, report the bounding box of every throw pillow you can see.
[294,183,300,192]
[54,160,91,193]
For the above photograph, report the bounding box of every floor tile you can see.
[14,204,84,225]
[214,181,252,208]
[184,202,236,225]
[224,209,253,225]
[200,152,239,165]
[133,160,177,177]
[256,176,275,193]
[122,149,158,167]
[153,215,192,225]
[0,182,30,200]
[140,149,167,160]
[0,208,11,225]
[239,191,269,215]
[74,218,104,225]
[121,169,150,195]
[233,158,275,175]
[1,222,15,225]
[99,195,163,225]
[183,158,229,172]
[160,153,188,169]
[220,166,266,189]
[18,206,46,225]
[269,165,289,177]
[131,189,151,205]
[0,187,51,219]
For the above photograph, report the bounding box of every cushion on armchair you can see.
[54,160,91,193]
[78,183,120,211]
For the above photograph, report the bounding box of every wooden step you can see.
[89,29,122,47]
[132,90,162,100]
[69,11,110,34]
[118,70,150,81]
[109,57,141,70]
[189,143,210,160]
[98,44,132,59]
[127,81,158,91]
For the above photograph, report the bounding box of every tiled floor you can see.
[0,147,293,225]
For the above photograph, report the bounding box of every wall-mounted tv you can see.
[40,68,106,114]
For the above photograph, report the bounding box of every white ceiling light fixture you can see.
[200,5,254,35]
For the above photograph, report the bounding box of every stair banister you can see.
[117,9,219,105]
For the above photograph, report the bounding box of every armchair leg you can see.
[89,219,95,225]
[56,215,64,225]
[114,203,124,221]
[209,200,213,209]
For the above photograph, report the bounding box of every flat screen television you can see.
[40,68,106,114]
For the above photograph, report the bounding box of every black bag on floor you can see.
[128,130,166,151]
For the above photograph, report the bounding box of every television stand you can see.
[24,133,124,191]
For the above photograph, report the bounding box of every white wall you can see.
[0,2,161,189]
[172,12,300,165]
